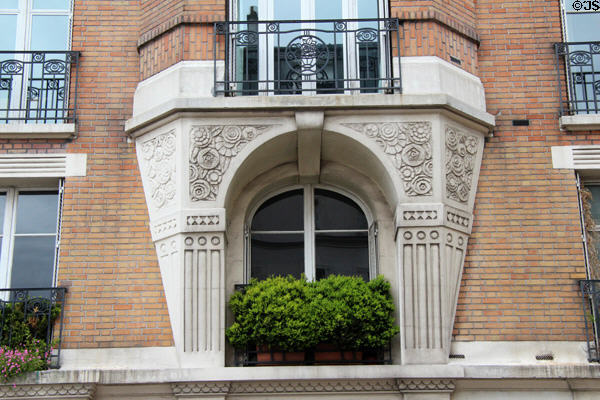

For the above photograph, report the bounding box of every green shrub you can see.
[226,275,399,352]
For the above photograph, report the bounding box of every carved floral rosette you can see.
[445,126,479,204]
[141,131,177,208]
[189,125,269,201]
[343,122,433,196]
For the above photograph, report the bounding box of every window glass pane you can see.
[1,1,19,9]
[251,233,304,280]
[590,186,600,223]
[30,15,69,50]
[0,14,17,50]
[238,0,258,21]
[315,0,342,19]
[0,193,5,234]
[566,13,600,42]
[315,232,369,280]
[10,236,55,288]
[357,0,379,19]
[251,189,303,231]
[274,0,300,20]
[15,191,58,234]
[33,0,69,10]
[315,189,367,230]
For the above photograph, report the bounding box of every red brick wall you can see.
[59,0,173,349]
[2,0,594,349]
[453,0,589,341]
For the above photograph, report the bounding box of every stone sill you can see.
[0,123,76,139]
[17,364,600,387]
[560,114,600,131]
[124,93,495,137]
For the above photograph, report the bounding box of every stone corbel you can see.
[295,111,324,182]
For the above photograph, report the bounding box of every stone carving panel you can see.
[0,384,96,399]
[189,125,270,201]
[343,122,433,196]
[445,126,479,204]
[141,131,177,208]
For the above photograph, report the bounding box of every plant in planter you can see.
[0,299,61,381]
[226,274,399,365]
[226,276,317,362]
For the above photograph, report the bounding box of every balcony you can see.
[579,280,600,362]
[0,51,79,135]
[555,42,600,130]
[213,18,401,96]
[0,287,67,368]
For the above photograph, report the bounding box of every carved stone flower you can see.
[191,180,213,201]
[401,144,426,167]
[206,170,222,185]
[196,148,220,170]
[380,123,398,141]
[447,173,460,193]
[142,141,154,160]
[447,128,459,150]
[407,123,430,144]
[411,176,432,195]
[457,183,470,202]
[465,136,478,154]
[192,126,214,147]
[215,126,246,157]
[449,154,465,175]
[364,123,379,138]
[161,134,176,155]
[400,166,415,181]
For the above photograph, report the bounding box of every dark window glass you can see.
[15,191,58,234]
[315,189,367,230]
[251,189,303,231]
[590,186,600,224]
[315,232,369,280]
[10,236,55,288]
[251,233,304,280]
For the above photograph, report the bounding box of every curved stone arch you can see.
[218,116,406,211]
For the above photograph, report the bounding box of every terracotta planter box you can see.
[313,343,363,362]
[256,345,305,364]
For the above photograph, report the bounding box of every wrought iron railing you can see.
[0,287,67,368]
[554,42,600,115]
[214,18,401,96]
[579,280,600,362]
[0,51,80,123]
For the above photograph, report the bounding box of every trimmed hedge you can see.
[226,275,399,351]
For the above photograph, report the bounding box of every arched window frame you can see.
[244,183,378,282]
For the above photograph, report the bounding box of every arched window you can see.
[248,186,375,281]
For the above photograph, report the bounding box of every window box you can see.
[227,275,398,366]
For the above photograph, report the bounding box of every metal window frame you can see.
[245,184,376,282]
[0,186,61,291]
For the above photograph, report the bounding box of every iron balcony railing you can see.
[0,51,80,123]
[0,287,67,368]
[579,280,600,362]
[554,42,600,115]
[214,18,401,96]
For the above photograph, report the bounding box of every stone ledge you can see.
[14,364,600,387]
[0,123,76,139]
[125,93,495,137]
[560,114,600,131]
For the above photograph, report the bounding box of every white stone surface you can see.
[399,56,487,111]
[60,347,179,370]
[0,153,87,178]
[0,122,76,138]
[449,341,589,365]
[132,60,224,117]
[551,145,600,177]
[560,114,600,131]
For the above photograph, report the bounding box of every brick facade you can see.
[1,0,595,352]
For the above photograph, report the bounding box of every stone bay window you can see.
[127,0,495,369]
